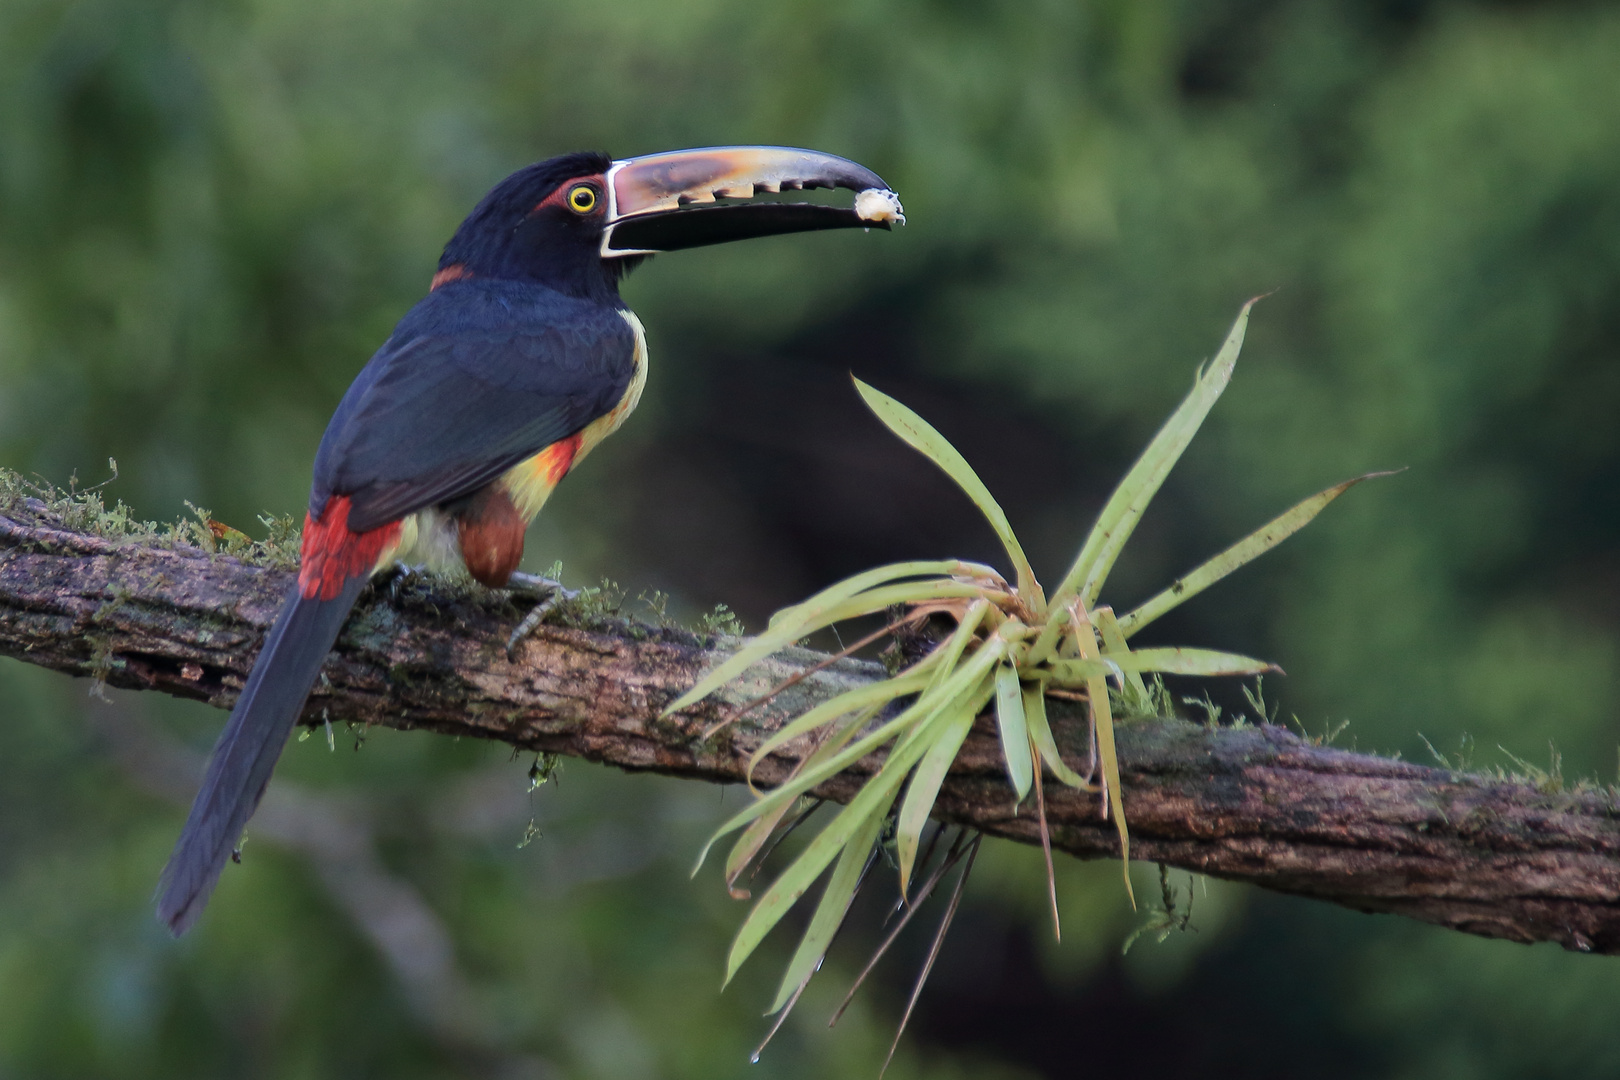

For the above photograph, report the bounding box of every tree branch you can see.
[4,498,1618,955]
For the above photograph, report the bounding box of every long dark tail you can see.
[157,574,368,935]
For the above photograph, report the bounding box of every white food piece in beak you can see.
[855,188,907,225]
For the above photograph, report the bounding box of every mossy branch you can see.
[4,492,1620,955]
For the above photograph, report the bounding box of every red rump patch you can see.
[298,495,403,601]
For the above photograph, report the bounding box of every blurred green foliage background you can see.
[4,0,1620,1076]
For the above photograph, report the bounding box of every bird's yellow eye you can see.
[567,185,598,213]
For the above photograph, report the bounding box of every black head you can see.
[436,151,623,303]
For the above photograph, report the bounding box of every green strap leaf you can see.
[853,377,1042,608]
[1023,682,1092,789]
[1043,300,1257,623]
[727,739,923,987]
[889,637,1007,768]
[894,695,981,897]
[724,702,882,890]
[766,790,891,1013]
[725,800,800,896]
[746,671,931,777]
[693,641,1007,876]
[923,598,992,697]
[748,629,1007,779]
[1044,657,1117,685]
[1023,604,1070,670]
[1109,646,1278,677]
[1094,607,1150,705]
[994,662,1033,801]
[767,559,994,631]
[1049,647,1274,679]
[1116,470,1402,637]
[665,578,986,716]
[1071,614,1133,905]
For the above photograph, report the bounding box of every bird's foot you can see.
[383,563,431,601]
[505,573,581,659]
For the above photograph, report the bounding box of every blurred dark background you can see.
[4,0,1620,1076]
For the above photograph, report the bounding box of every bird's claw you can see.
[385,563,428,601]
[505,573,580,659]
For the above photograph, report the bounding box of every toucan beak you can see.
[600,145,905,257]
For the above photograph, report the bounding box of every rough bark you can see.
[3,500,1619,955]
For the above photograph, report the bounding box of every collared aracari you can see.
[157,146,904,934]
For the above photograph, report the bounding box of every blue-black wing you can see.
[312,280,636,532]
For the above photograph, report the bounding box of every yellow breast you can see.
[500,308,649,523]
[578,309,649,456]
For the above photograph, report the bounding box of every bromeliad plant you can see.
[665,300,1390,1038]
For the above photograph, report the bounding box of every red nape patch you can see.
[298,496,403,601]
[430,263,471,290]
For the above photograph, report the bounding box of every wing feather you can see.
[311,283,635,532]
